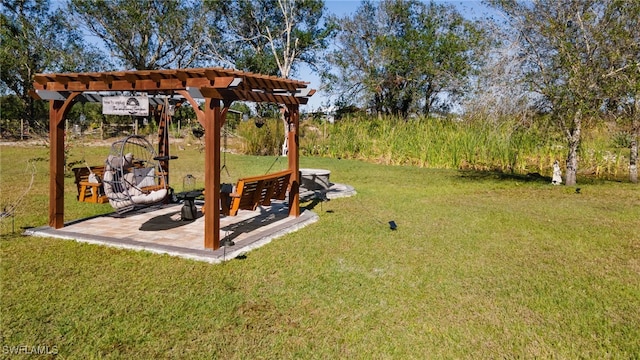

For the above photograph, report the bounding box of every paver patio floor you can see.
[25,183,355,263]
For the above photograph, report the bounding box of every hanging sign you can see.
[102,95,149,116]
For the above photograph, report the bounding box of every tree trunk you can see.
[630,96,639,184]
[281,118,289,156]
[564,110,582,186]
[280,106,289,156]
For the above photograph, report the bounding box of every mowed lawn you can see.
[1,143,639,359]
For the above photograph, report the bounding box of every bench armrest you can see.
[79,181,102,186]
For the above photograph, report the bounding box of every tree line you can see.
[1,0,638,183]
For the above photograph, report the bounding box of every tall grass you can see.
[236,118,285,156]
[296,115,631,180]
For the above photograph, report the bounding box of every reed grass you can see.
[295,115,631,180]
[236,118,285,156]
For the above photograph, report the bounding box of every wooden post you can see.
[203,98,222,249]
[155,105,173,185]
[50,101,65,228]
[175,90,223,250]
[48,94,79,228]
[287,104,300,217]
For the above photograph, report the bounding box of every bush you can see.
[611,131,633,148]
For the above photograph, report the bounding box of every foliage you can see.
[294,115,631,180]
[0,95,46,139]
[611,131,634,149]
[206,0,334,78]
[596,0,640,183]
[236,117,285,156]
[0,0,104,126]
[486,0,640,185]
[325,0,487,118]
[68,0,208,70]
[1,145,639,358]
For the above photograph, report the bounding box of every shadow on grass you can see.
[457,169,553,184]
[457,169,618,185]
[301,197,328,211]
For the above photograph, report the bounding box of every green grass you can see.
[1,143,639,358]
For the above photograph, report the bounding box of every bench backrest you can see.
[234,169,292,212]
[72,165,106,186]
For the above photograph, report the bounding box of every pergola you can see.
[31,67,315,250]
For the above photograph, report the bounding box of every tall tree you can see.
[204,0,333,155]
[326,0,486,118]
[68,0,208,70]
[487,0,636,185]
[0,0,104,126]
[596,0,640,183]
[204,0,333,78]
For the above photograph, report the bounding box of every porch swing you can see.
[223,115,292,216]
[102,134,168,212]
[200,111,293,216]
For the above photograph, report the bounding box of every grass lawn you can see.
[1,143,639,358]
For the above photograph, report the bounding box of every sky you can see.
[300,0,495,111]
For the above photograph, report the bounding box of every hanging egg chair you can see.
[103,135,168,213]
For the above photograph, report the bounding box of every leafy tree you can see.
[0,0,104,127]
[204,0,334,78]
[326,0,486,118]
[68,0,209,70]
[487,0,638,185]
[595,0,640,183]
[204,0,333,155]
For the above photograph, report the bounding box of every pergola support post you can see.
[155,105,172,185]
[49,94,80,228]
[203,99,222,250]
[287,104,300,217]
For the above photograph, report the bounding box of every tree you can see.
[595,0,640,183]
[204,0,333,155]
[326,0,486,118]
[204,0,333,78]
[0,0,104,127]
[487,0,637,185]
[68,0,209,70]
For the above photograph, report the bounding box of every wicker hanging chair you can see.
[102,135,168,213]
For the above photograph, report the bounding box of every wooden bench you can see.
[223,169,292,216]
[72,165,109,204]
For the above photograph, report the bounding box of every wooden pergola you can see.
[31,67,315,250]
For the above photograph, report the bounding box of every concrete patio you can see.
[25,183,355,263]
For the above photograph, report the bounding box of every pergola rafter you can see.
[32,68,314,104]
[31,67,315,250]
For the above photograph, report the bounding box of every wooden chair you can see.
[72,166,109,204]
